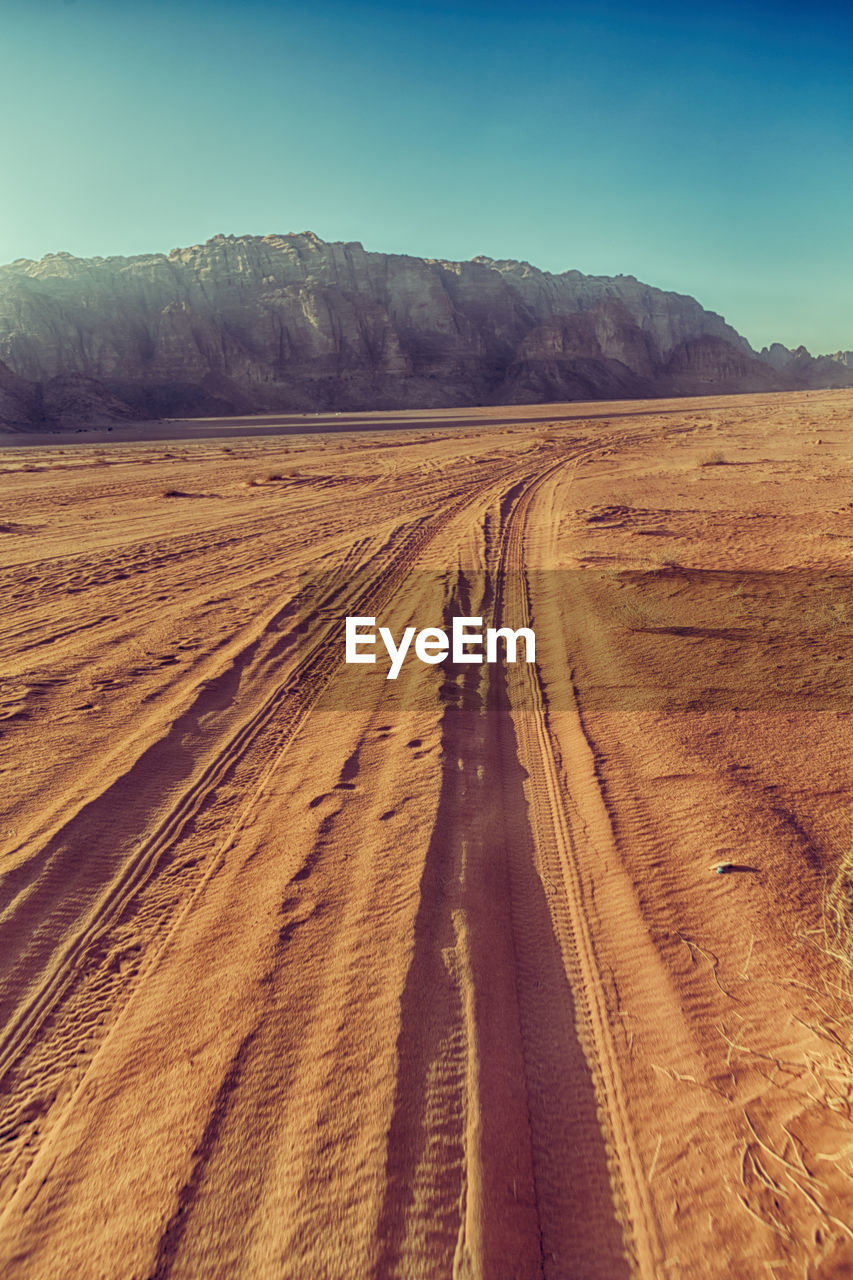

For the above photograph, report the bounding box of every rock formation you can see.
[0,232,849,427]
[757,343,853,387]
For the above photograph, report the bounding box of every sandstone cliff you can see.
[0,232,849,427]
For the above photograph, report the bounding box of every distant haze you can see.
[2,0,850,354]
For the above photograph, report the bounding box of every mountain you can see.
[757,342,853,385]
[0,232,849,427]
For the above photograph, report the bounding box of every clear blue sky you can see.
[2,0,851,353]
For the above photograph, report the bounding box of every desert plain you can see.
[1,389,853,1277]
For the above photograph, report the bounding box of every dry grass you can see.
[723,869,853,1250]
[643,549,683,570]
[790,850,853,1123]
[245,470,297,487]
[824,850,853,986]
[617,596,655,631]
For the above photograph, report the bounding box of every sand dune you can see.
[1,390,853,1277]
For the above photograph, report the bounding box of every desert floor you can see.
[2,390,853,1278]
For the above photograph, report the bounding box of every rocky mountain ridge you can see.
[0,232,849,427]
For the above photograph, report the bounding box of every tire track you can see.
[371,434,652,1277]
[496,454,666,1276]
[0,455,531,1203]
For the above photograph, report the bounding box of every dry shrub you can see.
[824,851,853,985]
[792,850,853,1121]
[245,471,297,486]
[647,552,682,570]
[617,596,654,631]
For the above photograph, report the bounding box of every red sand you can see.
[1,390,853,1277]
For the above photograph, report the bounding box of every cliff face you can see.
[0,232,849,427]
[0,359,41,426]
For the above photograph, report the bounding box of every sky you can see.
[1,0,851,353]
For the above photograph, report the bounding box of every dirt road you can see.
[1,392,852,1277]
